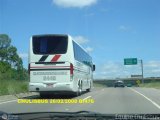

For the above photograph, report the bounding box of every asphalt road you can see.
[0,87,160,114]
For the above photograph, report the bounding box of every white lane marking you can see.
[83,96,91,100]
[65,108,69,111]
[130,88,160,110]
[0,99,17,105]
[101,88,105,91]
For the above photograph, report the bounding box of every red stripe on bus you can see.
[51,55,61,62]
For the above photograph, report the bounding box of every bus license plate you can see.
[43,76,56,81]
[46,83,53,87]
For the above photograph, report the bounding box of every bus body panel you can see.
[74,60,92,90]
[28,34,93,95]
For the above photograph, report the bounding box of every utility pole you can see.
[140,60,144,84]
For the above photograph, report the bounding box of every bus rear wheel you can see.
[74,84,82,97]
[86,83,91,92]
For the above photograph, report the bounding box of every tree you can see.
[0,34,27,80]
[0,34,11,61]
[0,34,11,49]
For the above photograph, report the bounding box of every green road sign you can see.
[124,58,137,65]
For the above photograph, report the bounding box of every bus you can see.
[28,34,95,97]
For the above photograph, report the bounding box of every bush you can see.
[0,79,29,96]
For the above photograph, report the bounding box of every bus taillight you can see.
[70,63,74,75]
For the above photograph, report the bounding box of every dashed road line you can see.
[0,99,17,105]
[83,96,91,100]
[101,88,105,91]
[65,108,69,111]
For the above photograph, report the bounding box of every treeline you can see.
[0,34,28,81]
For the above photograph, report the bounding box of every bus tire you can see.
[74,83,82,97]
[78,84,82,95]
[86,83,91,92]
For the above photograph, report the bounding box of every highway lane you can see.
[131,87,160,107]
[0,87,160,114]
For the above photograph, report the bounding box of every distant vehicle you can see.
[126,83,132,87]
[28,34,95,97]
[114,81,125,87]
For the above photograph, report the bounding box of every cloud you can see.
[102,62,121,73]
[53,0,97,8]
[73,36,93,53]
[144,61,160,68]
[94,61,132,79]
[19,53,28,59]
[94,60,160,79]
[150,69,160,73]
[73,36,89,44]
[144,61,160,75]
[119,25,128,31]
[85,46,93,53]
[119,25,130,32]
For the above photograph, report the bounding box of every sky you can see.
[0,0,160,79]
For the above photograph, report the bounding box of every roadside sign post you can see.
[124,58,144,84]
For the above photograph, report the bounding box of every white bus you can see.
[28,34,95,97]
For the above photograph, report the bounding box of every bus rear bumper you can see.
[29,82,76,93]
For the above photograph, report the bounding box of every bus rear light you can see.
[70,63,74,81]
[70,63,74,75]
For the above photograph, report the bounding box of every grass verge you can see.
[93,82,107,88]
[139,82,160,89]
[0,80,28,96]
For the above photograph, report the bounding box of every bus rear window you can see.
[32,35,68,54]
